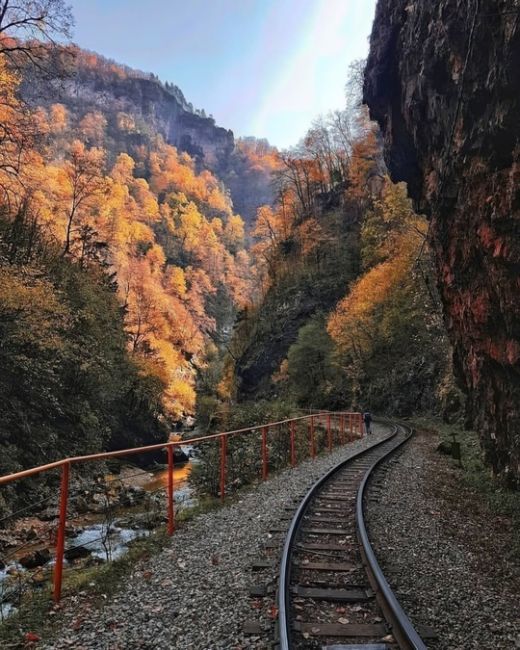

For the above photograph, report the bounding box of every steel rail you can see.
[277,421,426,650]
[356,423,427,650]
[278,423,399,649]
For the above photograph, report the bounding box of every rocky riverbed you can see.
[0,455,195,620]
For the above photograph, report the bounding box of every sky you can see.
[68,0,377,149]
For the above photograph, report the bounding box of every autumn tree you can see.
[0,1,73,200]
[327,177,450,414]
[0,0,73,68]
[79,111,107,145]
[61,140,106,256]
[0,54,28,196]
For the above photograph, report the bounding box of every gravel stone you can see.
[367,430,520,650]
[43,425,389,650]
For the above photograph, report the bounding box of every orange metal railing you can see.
[0,411,363,603]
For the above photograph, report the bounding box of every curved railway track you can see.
[277,422,427,650]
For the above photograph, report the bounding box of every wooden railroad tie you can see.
[293,621,387,637]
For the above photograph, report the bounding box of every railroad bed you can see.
[42,423,422,650]
[274,422,429,649]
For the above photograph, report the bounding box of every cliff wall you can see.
[23,64,235,171]
[364,0,520,484]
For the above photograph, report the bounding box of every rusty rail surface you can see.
[0,411,363,604]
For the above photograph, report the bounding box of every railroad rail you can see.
[277,422,427,649]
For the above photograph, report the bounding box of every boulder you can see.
[64,545,92,561]
[19,548,51,569]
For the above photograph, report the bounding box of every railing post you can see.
[262,426,268,480]
[327,414,332,451]
[53,461,70,603]
[290,421,296,467]
[340,414,345,444]
[359,413,363,436]
[349,412,353,437]
[167,445,175,535]
[310,416,315,458]
[220,435,227,502]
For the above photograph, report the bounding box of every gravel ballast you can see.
[367,430,520,650]
[42,425,390,650]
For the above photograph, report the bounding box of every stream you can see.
[0,446,197,619]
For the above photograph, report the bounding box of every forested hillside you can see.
[213,99,461,425]
[22,46,235,171]
[0,4,255,484]
[0,0,505,489]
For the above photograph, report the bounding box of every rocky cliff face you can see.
[23,65,234,171]
[364,0,520,485]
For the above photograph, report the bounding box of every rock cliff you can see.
[364,0,520,484]
[23,60,234,171]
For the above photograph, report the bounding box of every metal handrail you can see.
[0,411,362,485]
[0,410,363,602]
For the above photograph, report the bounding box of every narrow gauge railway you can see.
[278,423,428,650]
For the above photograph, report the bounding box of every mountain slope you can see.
[22,48,234,171]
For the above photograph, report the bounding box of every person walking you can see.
[363,411,372,435]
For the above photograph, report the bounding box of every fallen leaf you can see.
[338,617,349,624]
[24,632,40,643]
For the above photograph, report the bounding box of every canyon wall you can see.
[364,0,520,484]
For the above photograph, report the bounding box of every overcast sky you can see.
[69,0,377,148]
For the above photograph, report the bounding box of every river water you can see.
[0,449,197,619]
[61,450,197,561]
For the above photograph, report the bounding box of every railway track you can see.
[277,422,428,650]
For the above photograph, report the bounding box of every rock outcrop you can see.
[23,62,234,172]
[364,0,520,484]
